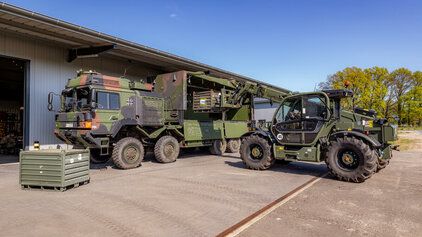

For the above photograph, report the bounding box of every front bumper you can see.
[55,129,102,149]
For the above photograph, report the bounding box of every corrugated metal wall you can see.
[254,103,279,122]
[0,31,161,148]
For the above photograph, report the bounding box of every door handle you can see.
[110,115,118,120]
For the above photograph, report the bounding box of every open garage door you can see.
[0,56,27,164]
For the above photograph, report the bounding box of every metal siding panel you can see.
[0,31,161,148]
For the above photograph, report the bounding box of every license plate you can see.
[65,123,73,128]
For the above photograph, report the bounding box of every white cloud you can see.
[169,13,177,18]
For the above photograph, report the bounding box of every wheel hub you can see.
[251,147,262,158]
[124,146,138,161]
[164,143,175,156]
[337,150,359,170]
[342,153,354,165]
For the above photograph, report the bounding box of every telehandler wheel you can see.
[240,135,274,170]
[112,137,144,169]
[210,140,227,156]
[154,136,180,163]
[226,139,241,153]
[376,159,389,172]
[325,136,377,183]
[90,149,111,164]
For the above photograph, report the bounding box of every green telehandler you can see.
[240,89,398,182]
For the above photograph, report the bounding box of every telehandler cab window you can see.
[276,97,302,123]
[303,96,326,120]
[275,95,327,132]
[97,92,120,110]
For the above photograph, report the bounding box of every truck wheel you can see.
[226,139,241,153]
[112,137,144,169]
[154,136,180,163]
[210,140,227,155]
[325,137,377,183]
[90,149,111,164]
[240,135,274,170]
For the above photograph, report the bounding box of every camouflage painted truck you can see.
[240,89,398,182]
[49,70,288,169]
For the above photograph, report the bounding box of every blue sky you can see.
[4,0,422,91]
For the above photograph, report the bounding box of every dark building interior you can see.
[0,56,25,163]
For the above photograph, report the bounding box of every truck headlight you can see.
[362,120,373,128]
[276,133,283,140]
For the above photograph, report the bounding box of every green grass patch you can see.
[399,126,422,131]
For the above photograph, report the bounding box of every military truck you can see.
[239,89,398,182]
[49,70,289,169]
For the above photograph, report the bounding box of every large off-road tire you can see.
[210,140,227,156]
[154,136,180,163]
[112,137,144,169]
[240,135,274,170]
[90,149,111,164]
[376,158,389,172]
[325,136,377,183]
[226,139,241,153]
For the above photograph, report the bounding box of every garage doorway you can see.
[0,56,28,164]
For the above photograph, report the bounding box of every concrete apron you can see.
[0,152,327,237]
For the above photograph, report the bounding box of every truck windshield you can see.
[62,88,91,112]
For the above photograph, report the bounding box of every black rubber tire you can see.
[210,140,227,156]
[226,139,241,153]
[325,136,377,183]
[376,159,389,172]
[154,136,180,163]
[240,135,274,170]
[89,149,111,164]
[112,137,144,169]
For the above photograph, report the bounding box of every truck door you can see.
[273,93,329,145]
[93,90,121,134]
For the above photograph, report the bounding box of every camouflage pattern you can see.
[267,90,398,162]
[53,70,290,154]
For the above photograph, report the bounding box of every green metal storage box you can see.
[20,149,90,191]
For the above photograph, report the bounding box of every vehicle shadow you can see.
[224,160,335,180]
[90,148,242,170]
[0,155,19,165]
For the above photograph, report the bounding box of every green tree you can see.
[389,68,414,124]
[323,67,418,125]
[363,67,389,117]
[327,67,371,110]
[402,71,422,126]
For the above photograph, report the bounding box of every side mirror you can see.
[47,92,54,111]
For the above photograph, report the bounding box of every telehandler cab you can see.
[240,89,398,182]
